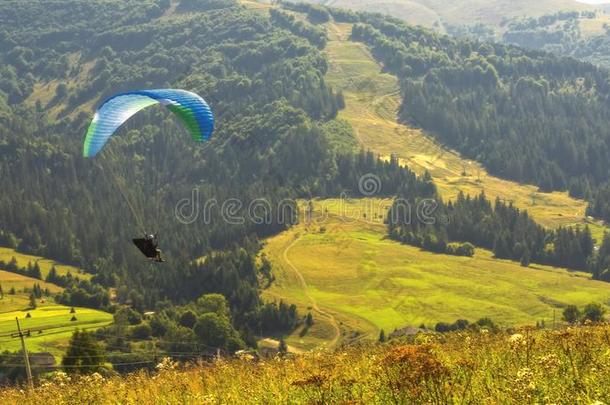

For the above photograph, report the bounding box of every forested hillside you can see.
[338,11,610,221]
[0,0,447,357]
[258,3,610,282]
[294,0,593,31]
[1,0,610,391]
[487,11,610,70]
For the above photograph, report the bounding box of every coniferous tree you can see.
[62,330,105,374]
[521,248,531,267]
[562,305,581,324]
[278,338,288,355]
[582,303,606,323]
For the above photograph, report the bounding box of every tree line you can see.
[0,0,438,352]
[388,190,595,271]
[348,13,610,222]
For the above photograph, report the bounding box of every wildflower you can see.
[536,354,560,370]
[509,333,524,343]
[90,372,104,384]
[509,333,526,349]
[381,344,448,395]
[51,370,72,386]
[236,350,255,361]
[156,356,178,371]
[516,367,533,379]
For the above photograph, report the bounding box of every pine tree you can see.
[562,305,580,324]
[32,283,42,298]
[62,330,104,373]
[379,329,386,342]
[46,266,58,284]
[29,292,37,309]
[31,262,42,280]
[278,338,288,355]
[520,248,531,267]
[305,312,314,327]
[8,257,17,271]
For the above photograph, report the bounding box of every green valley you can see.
[0,304,112,357]
[0,269,111,357]
[299,0,594,30]
[263,199,610,349]
[2,0,610,400]
[258,6,610,349]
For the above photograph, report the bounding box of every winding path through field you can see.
[282,234,342,348]
[324,20,606,238]
[256,3,610,351]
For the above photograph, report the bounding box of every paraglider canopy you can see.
[82,89,213,263]
[83,89,214,157]
[133,234,165,262]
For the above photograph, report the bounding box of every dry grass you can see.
[262,199,610,350]
[324,21,607,240]
[2,324,610,404]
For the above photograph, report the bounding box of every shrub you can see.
[582,303,606,323]
[562,305,580,324]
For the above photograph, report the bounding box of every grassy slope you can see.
[0,270,109,357]
[258,13,610,350]
[4,320,609,403]
[324,22,607,240]
[0,304,112,356]
[24,59,97,121]
[263,200,610,348]
[580,12,610,36]
[0,270,63,312]
[0,247,91,280]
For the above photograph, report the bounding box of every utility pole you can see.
[14,317,33,389]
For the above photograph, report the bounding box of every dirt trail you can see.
[259,337,305,354]
[324,20,606,239]
[282,234,342,349]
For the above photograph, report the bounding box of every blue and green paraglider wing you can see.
[83,89,214,157]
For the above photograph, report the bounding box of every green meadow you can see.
[0,303,112,357]
[323,21,607,239]
[0,270,110,357]
[255,7,610,350]
[0,247,91,280]
[263,199,610,349]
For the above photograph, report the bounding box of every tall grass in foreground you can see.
[2,325,610,404]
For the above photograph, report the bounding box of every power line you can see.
[0,360,155,369]
[13,318,33,389]
[1,349,222,359]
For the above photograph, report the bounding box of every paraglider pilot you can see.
[132,234,165,262]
